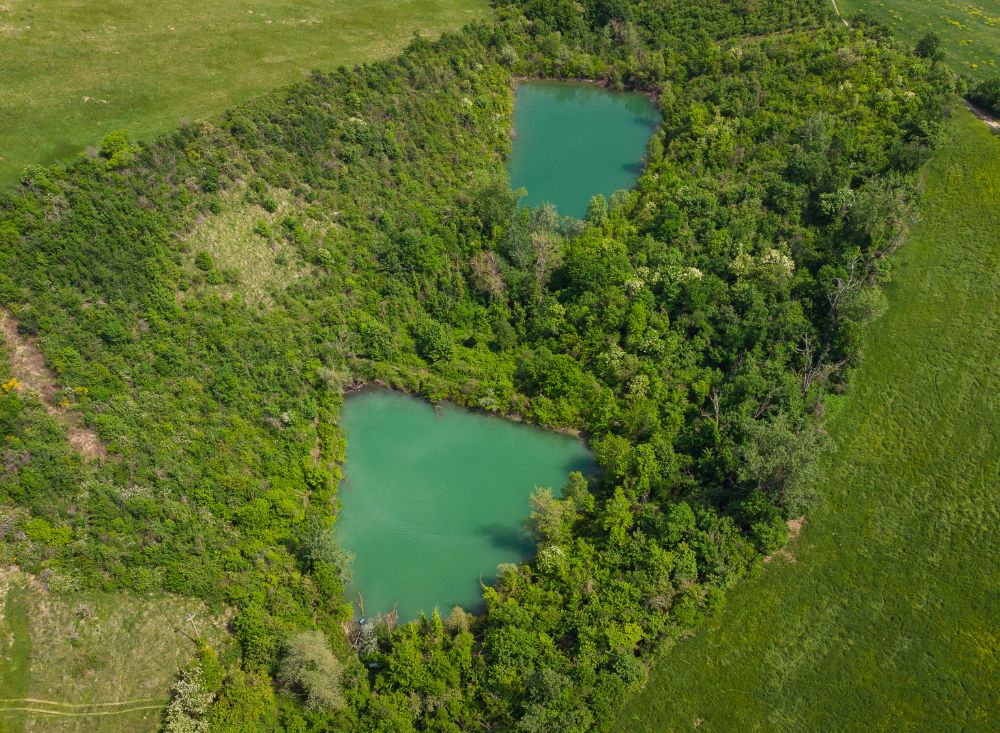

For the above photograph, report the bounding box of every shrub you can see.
[277,631,346,712]
[99,129,138,168]
[412,318,453,362]
[968,76,1000,117]
[195,251,215,271]
[164,667,214,733]
[914,32,942,62]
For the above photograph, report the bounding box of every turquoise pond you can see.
[336,390,593,621]
[506,80,660,218]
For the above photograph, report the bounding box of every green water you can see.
[507,81,660,218]
[336,390,592,621]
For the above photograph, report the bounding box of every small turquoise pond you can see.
[336,390,593,621]
[506,80,660,218]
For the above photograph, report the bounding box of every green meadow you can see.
[0,0,488,187]
[0,572,229,732]
[840,0,1000,79]
[616,108,1000,731]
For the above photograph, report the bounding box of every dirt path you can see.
[831,0,849,27]
[0,310,107,460]
[0,697,163,707]
[965,100,1000,134]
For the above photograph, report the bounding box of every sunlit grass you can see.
[0,0,489,187]
[0,570,229,733]
[183,188,313,306]
[840,0,1000,79]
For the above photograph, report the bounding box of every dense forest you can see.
[0,0,955,730]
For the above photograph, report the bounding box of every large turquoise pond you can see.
[506,81,660,218]
[336,390,592,621]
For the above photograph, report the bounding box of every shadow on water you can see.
[546,82,590,104]
[561,454,597,480]
[478,523,536,556]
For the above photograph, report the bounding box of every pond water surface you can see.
[507,81,660,218]
[336,390,592,621]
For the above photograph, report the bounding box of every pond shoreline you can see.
[510,74,660,102]
[343,378,588,442]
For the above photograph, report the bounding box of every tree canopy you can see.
[0,0,956,729]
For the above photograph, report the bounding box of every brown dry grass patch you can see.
[0,568,229,733]
[764,517,806,565]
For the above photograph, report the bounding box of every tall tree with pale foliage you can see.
[278,631,346,712]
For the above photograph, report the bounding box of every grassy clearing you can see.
[183,188,312,305]
[0,570,229,733]
[840,0,1000,79]
[616,108,1000,731]
[0,0,488,187]
[0,581,31,713]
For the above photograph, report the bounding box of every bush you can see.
[99,129,138,168]
[277,631,346,712]
[165,667,214,733]
[968,76,1000,117]
[738,490,789,554]
[914,32,942,62]
[412,318,453,362]
[195,251,215,271]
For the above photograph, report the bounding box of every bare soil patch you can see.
[764,517,806,564]
[0,310,108,460]
[965,101,1000,134]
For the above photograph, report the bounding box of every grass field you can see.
[0,570,229,733]
[840,0,1000,80]
[616,108,1000,731]
[0,0,488,187]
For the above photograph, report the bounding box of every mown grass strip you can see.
[0,697,165,707]
[0,704,165,717]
